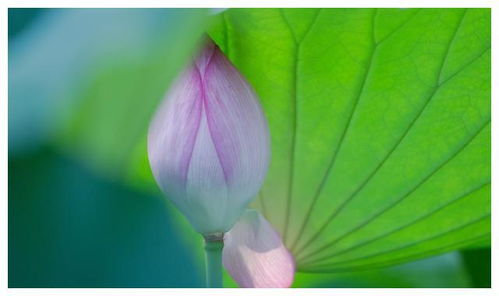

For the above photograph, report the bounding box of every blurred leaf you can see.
[9,9,208,165]
[209,8,490,272]
[9,149,204,287]
[8,8,42,39]
[460,248,491,287]
[9,9,213,288]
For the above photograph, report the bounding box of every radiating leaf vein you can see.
[300,180,490,266]
[301,214,489,270]
[293,10,469,258]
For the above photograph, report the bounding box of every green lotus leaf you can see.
[209,8,490,272]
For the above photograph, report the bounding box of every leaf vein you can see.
[300,214,490,270]
[300,180,490,265]
[300,232,490,272]
[292,11,470,257]
[291,9,379,253]
[282,8,323,243]
[297,119,489,264]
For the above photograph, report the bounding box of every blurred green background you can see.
[8,8,490,288]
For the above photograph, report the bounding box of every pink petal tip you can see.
[223,210,295,288]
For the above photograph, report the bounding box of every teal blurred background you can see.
[8,8,208,288]
[8,8,490,288]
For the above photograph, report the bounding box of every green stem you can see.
[204,234,224,288]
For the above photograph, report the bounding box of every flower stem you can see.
[204,234,224,288]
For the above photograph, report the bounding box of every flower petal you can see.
[148,40,270,235]
[203,46,270,215]
[148,64,229,234]
[184,107,229,233]
[148,67,203,196]
[223,210,295,288]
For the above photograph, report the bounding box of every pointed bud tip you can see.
[194,38,218,73]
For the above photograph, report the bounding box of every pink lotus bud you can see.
[223,210,295,288]
[147,40,270,235]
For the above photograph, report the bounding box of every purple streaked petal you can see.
[184,107,229,232]
[223,210,295,288]
[148,64,229,234]
[147,39,270,235]
[194,39,216,74]
[204,46,270,204]
[148,67,202,192]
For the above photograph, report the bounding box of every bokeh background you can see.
[8,8,490,288]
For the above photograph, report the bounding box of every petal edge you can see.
[223,210,295,288]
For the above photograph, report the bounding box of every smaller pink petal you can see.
[223,210,295,288]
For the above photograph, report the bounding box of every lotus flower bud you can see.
[223,210,295,288]
[147,39,270,235]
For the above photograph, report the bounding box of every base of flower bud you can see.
[203,233,224,288]
[204,232,224,242]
